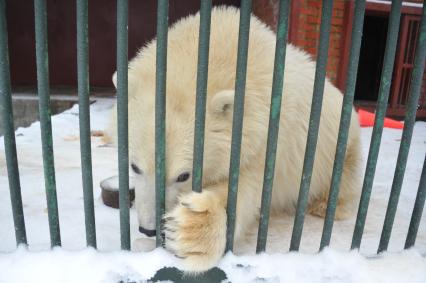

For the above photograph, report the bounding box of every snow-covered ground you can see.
[0,247,425,283]
[0,99,425,282]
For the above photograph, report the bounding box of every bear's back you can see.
[128,7,300,104]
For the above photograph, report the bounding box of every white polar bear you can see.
[110,6,361,272]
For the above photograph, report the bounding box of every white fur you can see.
[109,6,362,272]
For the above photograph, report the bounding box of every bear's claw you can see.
[163,191,227,272]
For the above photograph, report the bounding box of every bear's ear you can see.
[112,71,137,94]
[112,71,117,88]
[210,90,234,115]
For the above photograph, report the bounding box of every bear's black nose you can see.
[139,226,156,237]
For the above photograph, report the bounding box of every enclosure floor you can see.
[0,99,425,256]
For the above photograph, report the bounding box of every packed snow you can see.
[0,99,425,282]
[0,247,425,283]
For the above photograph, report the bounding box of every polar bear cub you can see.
[110,6,361,272]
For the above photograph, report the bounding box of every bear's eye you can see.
[131,163,143,175]
[176,172,190,183]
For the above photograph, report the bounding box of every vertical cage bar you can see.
[405,155,426,249]
[34,0,61,247]
[289,0,333,252]
[378,4,426,253]
[77,0,96,248]
[155,0,168,247]
[192,0,212,193]
[225,0,252,252]
[256,0,290,253]
[320,0,366,250]
[117,0,130,250]
[351,0,403,250]
[0,0,27,245]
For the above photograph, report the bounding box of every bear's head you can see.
[113,73,248,235]
[111,7,274,236]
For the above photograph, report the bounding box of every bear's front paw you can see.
[164,191,226,272]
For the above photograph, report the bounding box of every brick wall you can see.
[253,0,426,116]
[293,0,346,84]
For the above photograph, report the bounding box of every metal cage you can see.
[1,0,425,281]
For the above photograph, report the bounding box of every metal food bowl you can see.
[100,176,135,209]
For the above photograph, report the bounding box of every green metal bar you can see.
[192,0,212,193]
[117,0,130,250]
[77,0,96,248]
[289,0,333,252]
[0,0,27,246]
[226,0,252,252]
[378,3,426,253]
[34,0,61,247]
[155,0,168,247]
[351,0,402,250]
[256,0,290,253]
[405,155,426,249]
[320,0,366,250]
